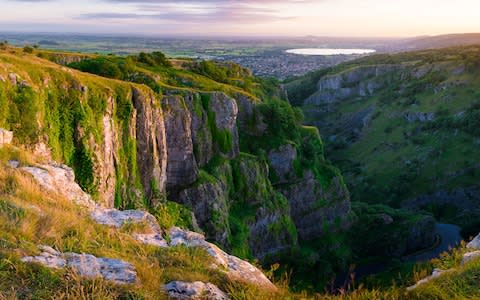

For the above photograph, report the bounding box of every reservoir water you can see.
[286,48,376,56]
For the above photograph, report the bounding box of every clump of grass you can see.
[431,240,469,270]
[408,258,480,300]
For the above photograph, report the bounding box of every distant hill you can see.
[400,33,480,51]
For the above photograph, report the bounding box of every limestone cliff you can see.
[0,48,351,262]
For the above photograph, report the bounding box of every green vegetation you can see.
[22,45,34,54]
[287,45,480,228]
[4,44,480,299]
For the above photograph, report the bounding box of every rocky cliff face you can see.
[0,50,351,263]
[268,144,351,240]
[304,65,406,105]
[291,47,480,232]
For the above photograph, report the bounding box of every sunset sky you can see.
[1,0,479,37]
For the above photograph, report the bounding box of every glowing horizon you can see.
[0,0,479,37]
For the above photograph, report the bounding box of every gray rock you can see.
[279,171,351,240]
[94,98,117,207]
[407,268,446,291]
[306,65,405,105]
[169,227,277,291]
[467,233,480,249]
[246,207,296,259]
[208,92,239,159]
[20,163,97,208]
[163,95,199,190]
[7,160,20,168]
[131,88,168,205]
[185,93,213,167]
[462,250,480,265]
[21,246,66,269]
[232,155,297,258]
[164,281,228,300]
[65,253,137,284]
[236,94,268,136]
[91,208,160,232]
[133,233,168,248]
[21,156,276,290]
[22,246,137,284]
[268,144,297,182]
[0,128,13,146]
[176,180,230,247]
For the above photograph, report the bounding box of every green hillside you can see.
[1,42,480,299]
[287,45,480,232]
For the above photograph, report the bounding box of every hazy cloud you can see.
[76,0,300,24]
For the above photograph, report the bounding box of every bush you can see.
[23,45,34,53]
[137,51,171,67]
[69,58,124,80]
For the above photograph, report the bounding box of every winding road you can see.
[334,223,463,289]
[407,223,462,262]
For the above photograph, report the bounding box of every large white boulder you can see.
[22,245,137,284]
[462,251,480,265]
[169,227,277,291]
[164,281,228,300]
[467,233,480,249]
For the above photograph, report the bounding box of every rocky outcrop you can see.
[305,65,405,105]
[20,163,97,208]
[131,87,168,204]
[235,93,268,136]
[279,172,351,240]
[0,128,13,146]
[169,227,277,291]
[185,94,213,167]
[208,92,239,159]
[231,155,298,258]
[94,97,117,207]
[247,208,296,259]
[462,251,480,265]
[163,95,198,190]
[268,144,297,183]
[164,281,228,300]
[407,268,447,291]
[17,160,277,291]
[45,53,91,66]
[467,233,480,249]
[177,179,230,246]
[22,246,137,284]
[91,208,161,232]
[266,143,351,240]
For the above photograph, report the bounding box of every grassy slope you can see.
[3,144,478,299]
[0,145,290,299]
[288,46,480,224]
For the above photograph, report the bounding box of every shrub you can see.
[23,45,34,53]
[69,58,124,80]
